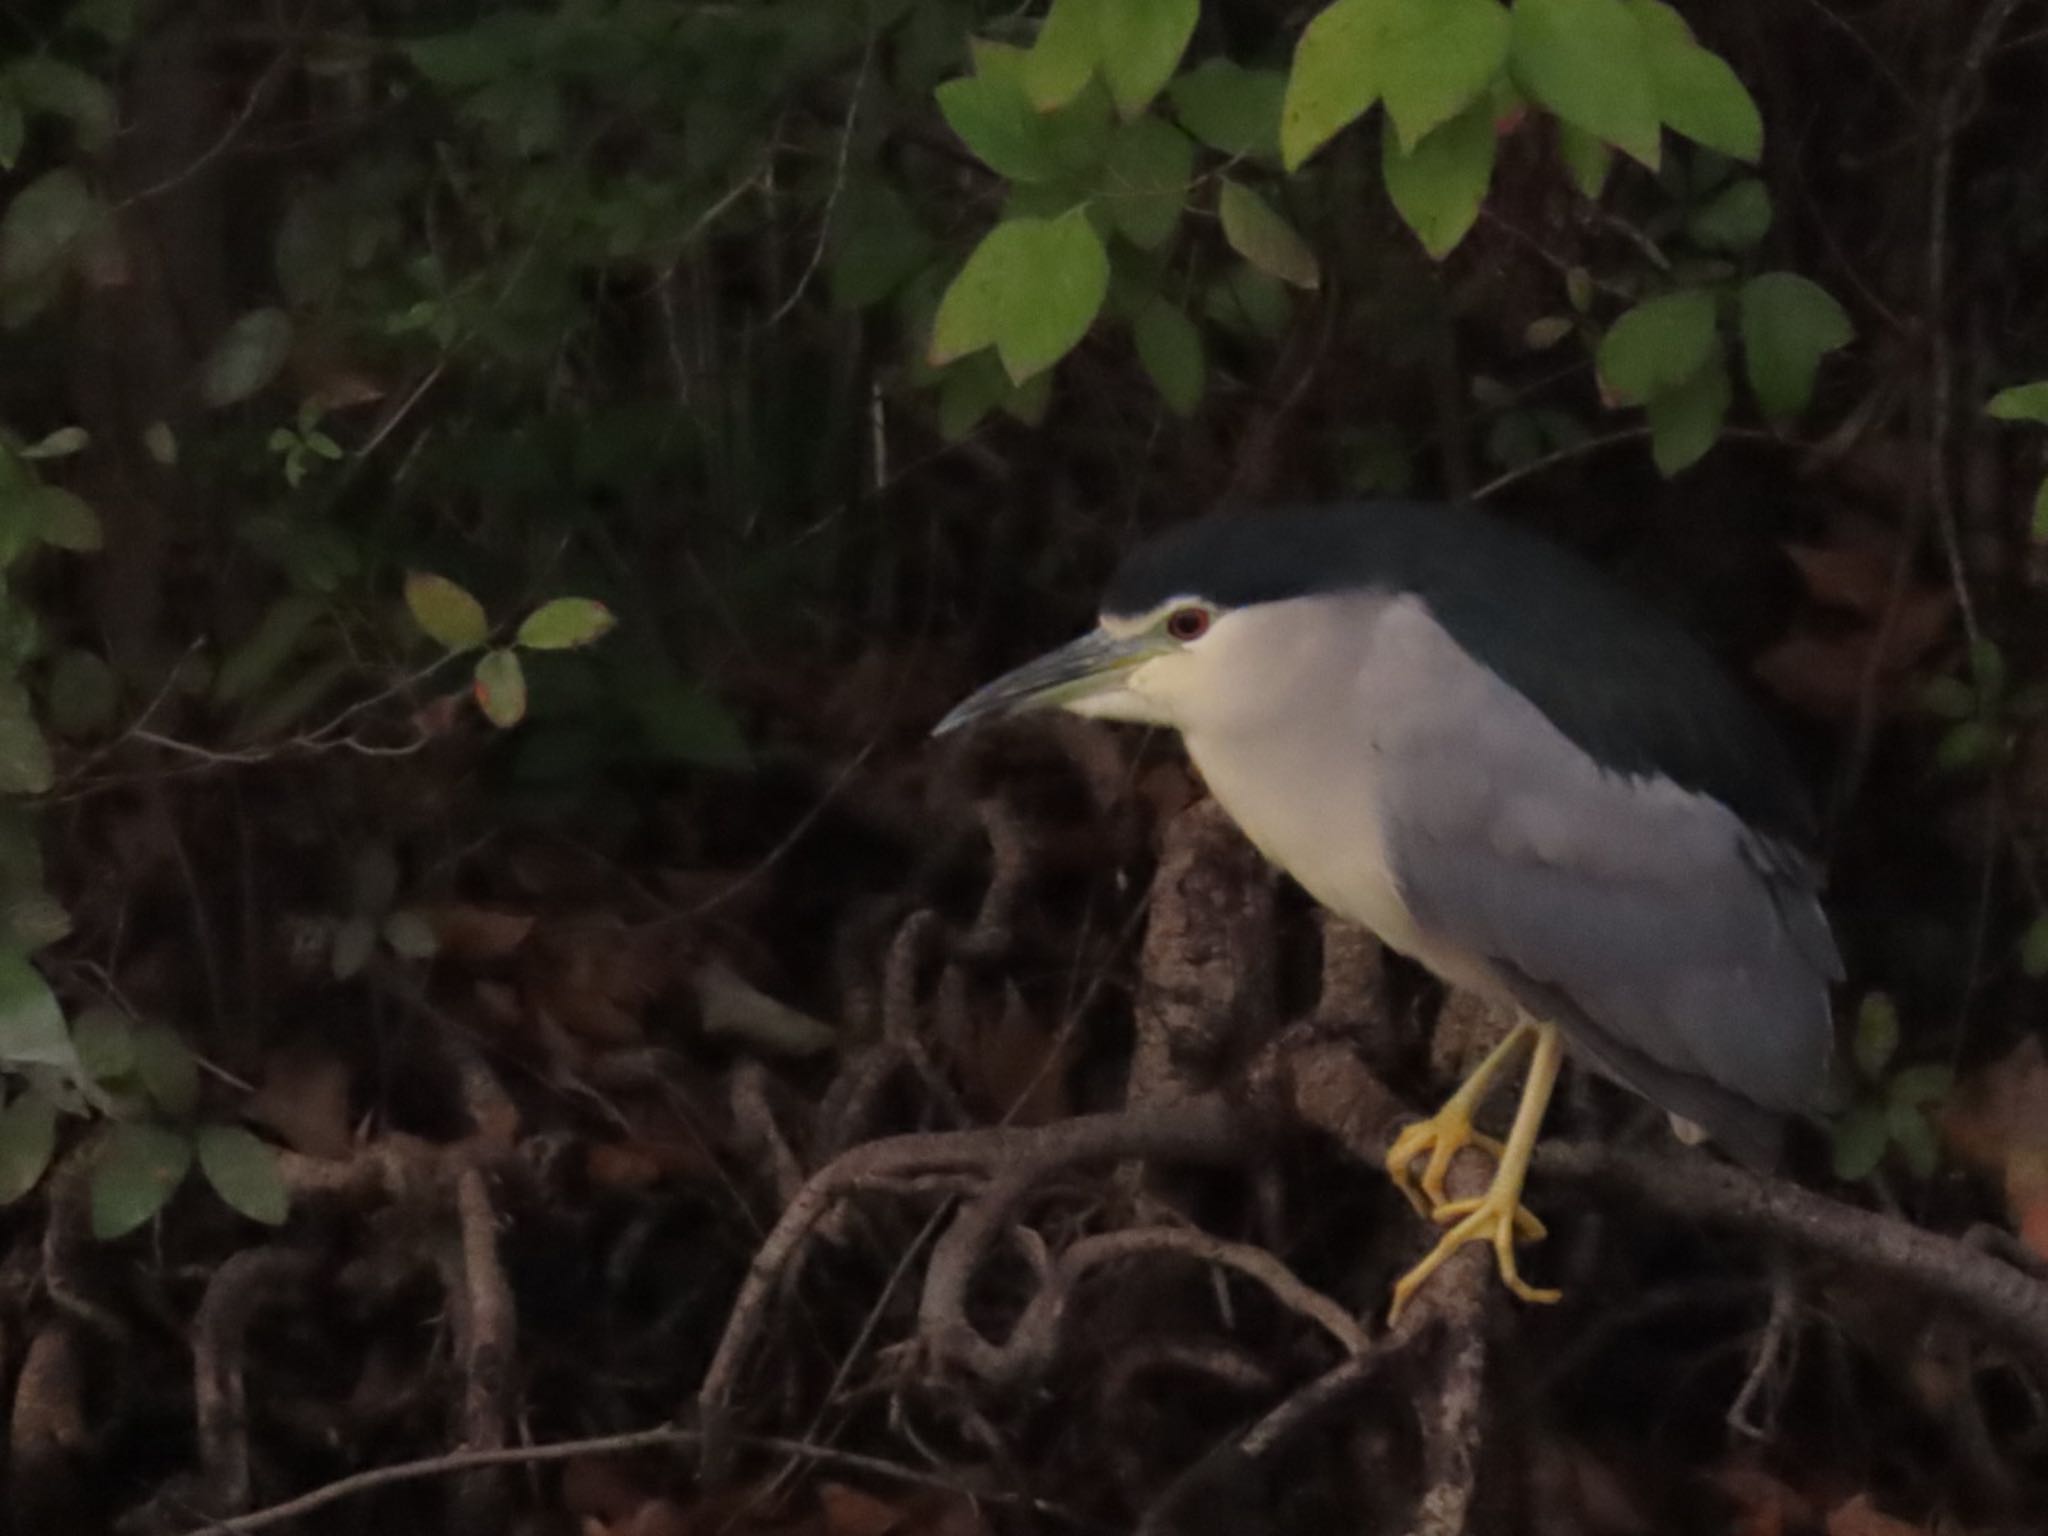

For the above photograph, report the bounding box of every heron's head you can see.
[933,513,1380,738]
[931,593,1238,737]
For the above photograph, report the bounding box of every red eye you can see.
[1166,606,1211,642]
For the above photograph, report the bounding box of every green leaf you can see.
[1382,100,1498,259]
[930,212,1110,383]
[1101,117,1194,250]
[1557,123,1613,198]
[1886,1063,1954,1108]
[90,1122,191,1239]
[331,913,375,980]
[0,93,22,171]
[1917,675,1975,720]
[1936,718,1999,773]
[198,308,293,408]
[0,952,72,1073]
[1595,289,1717,405]
[935,353,1007,442]
[473,647,527,728]
[0,716,51,796]
[1830,1102,1887,1182]
[196,1124,289,1225]
[22,486,101,551]
[68,0,140,46]
[1887,1101,1939,1179]
[2023,913,2048,978]
[1524,315,1574,350]
[2032,476,2048,542]
[936,49,1059,181]
[0,167,92,285]
[1099,0,1199,117]
[624,676,750,768]
[930,223,1018,367]
[274,186,347,308]
[1986,381,2048,424]
[1971,636,2005,702]
[1509,0,1661,169]
[1379,0,1512,151]
[1218,181,1320,289]
[0,1091,54,1203]
[47,648,115,736]
[70,1003,133,1080]
[1625,0,1761,161]
[1005,370,1053,427]
[1,894,69,953]
[213,595,323,706]
[828,178,931,312]
[1169,59,1285,160]
[7,57,116,151]
[1740,272,1853,419]
[515,597,616,651]
[1025,0,1101,110]
[1283,0,1385,170]
[133,1021,199,1117]
[142,421,177,466]
[1205,263,1293,339]
[1853,992,1899,1078]
[19,426,88,461]
[1566,265,1595,312]
[1646,352,1730,475]
[1686,177,1770,252]
[381,908,440,960]
[1134,300,1204,415]
[998,213,1109,381]
[404,572,489,653]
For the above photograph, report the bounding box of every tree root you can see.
[693,1094,1253,1478]
[194,1249,319,1516]
[438,1164,518,1536]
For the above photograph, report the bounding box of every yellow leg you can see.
[1385,1019,1537,1218]
[1388,1020,1565,1323]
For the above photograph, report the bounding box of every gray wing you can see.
[1374,615,1839,1146]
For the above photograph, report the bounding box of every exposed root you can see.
[919,1206,1368,1385]
[693,1095,1253,1478]
[439,1165,518,1536]
[193,1249,319,1515]
[43,1146,129,1341]
[9,1322,89,1533]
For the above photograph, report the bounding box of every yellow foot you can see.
[1388,1180,1562,1324]
[1385,1107,1512,1220]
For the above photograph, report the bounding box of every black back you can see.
[1102,503,1816,844]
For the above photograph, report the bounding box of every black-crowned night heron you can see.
[935,503,1840,1320]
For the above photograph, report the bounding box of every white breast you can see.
[1172,592,1452,972]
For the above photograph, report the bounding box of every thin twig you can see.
[172,1423,1078,1536]
[763,37,872,327]
[122,50,298,206]
[1923,0,2026,651]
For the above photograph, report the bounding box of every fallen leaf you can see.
[244,1049,353,1159]
[624,1498,694,1536]
[1758,524,1958,721]
[817,1482,907,1536]
[1784,542,1895,617]
[423,904,536,962]
[585,1142,665,1190]
[1944,1035,2048,1260]
[1714,1456,1812,1536]
[693,960,836,1058]
[560,1456,651,1523]
[1825,1493,1926,1536]
[958,984,1071,1126]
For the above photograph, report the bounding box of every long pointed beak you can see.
[933,627,1164,736]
